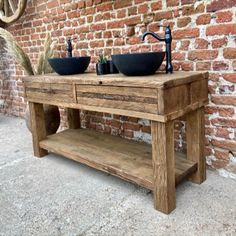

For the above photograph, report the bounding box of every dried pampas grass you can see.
[36,33,56,75]
[0,28,35,75]
[0,28,55,75]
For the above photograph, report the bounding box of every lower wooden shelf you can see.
[40,129,197,190]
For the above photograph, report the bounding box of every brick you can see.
[188,50,218,61]
[211,139,236,152]
[223,48,236,59]
[180,62,193,71]
[172,52,186,60]
[154,11,173,21]
[128,7,137,16]
[212,38,227,48]
[167,0,179,7]
[207,0,236,12]
[206,106,235,117]
[196,14,211,25]
[114,0,132,9]
[196,62,211,71]
[47,0,59,9]
[206,24,236,36]
[212,95,236,106]
[179,40,190,50]
[124,16,141,26]
[216,11,233,23]
[177,17,191,28]
[173,28,199,39]
[138,4,148,14]
[222,73,236,83]
[123,123,141,131]
[97,2,113,11]
[213,61,229,71]
[195,38,209,49]
[181,0,194,4]
[211,159,229,169]
[151,1,162,10]
[182,5,194,15]
[215,149,230,161]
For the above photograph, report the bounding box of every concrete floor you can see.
[0,114,236,236]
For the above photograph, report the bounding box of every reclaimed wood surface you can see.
[23,71,209,122]
[151,120,176,214]
[0,0,27,24]
[40,129,197,191]
[23,71,208,88]
[67,108,81,129]
[186,107,206,183]
[29,102,48,157]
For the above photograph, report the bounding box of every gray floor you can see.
[0,114,236,236]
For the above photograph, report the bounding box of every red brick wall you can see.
[1,0,236,178]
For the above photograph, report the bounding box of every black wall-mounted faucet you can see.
[142,26,173,74]
[66,38,73,57]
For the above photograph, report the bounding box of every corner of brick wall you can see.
[0,0,236,179]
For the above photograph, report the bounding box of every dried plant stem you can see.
[0,28,35,75]
[0,28,55,76]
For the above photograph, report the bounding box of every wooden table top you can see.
[23,71,208,89]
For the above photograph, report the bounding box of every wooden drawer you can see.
[76,84,158,114]
[24,81,74,103]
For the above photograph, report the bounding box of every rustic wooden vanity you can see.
[23,71,208,214]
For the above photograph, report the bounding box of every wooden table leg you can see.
[186,107,206,184]
[151,120,176,214]
[67,108,81,129]
[29,102,48,157]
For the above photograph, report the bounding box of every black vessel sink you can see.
[111,52,165,76]
[48,57,91,75]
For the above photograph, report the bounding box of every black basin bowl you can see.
[111,52,165,76]
[48,57,91,75]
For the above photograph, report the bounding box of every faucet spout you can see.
[142,31,165,42]
[142,26,173,74]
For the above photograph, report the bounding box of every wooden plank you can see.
[39,129,197,191]
[163,84,190,114]
[77,92,157,104]
[76,85,158,98]
[67,108,81,129]
[24,81,72,91]
[190,79,208,104]
[165,99,208,121]
[29,102,48,157]
[23,71,209,89]
[151,120,176,214]
[186,107,206,184]
[24,97,167,122]
[77,97,158,114]
[26,91,74,103]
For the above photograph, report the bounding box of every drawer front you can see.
[24,82,74,103]
[76,85,158,114]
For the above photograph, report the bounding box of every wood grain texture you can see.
[67,108,81,129]
[151,120,176,214]
[23,71,209,89]
[23,71,209,214]
[25,98,167,122]
[25,82,74,103]
[186,107,206,184]
[29,102,48,157]
[24,72,209,121]
[39,129,197,191]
